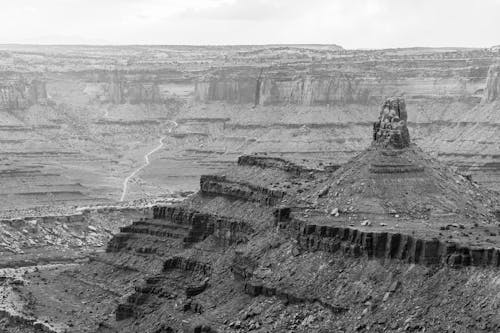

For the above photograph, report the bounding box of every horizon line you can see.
[0,43,496,51]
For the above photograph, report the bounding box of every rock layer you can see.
[483,64,500,102]
[0,79,47,110]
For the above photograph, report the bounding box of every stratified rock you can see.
[108,71,162,104]
[373,97,410,149]
[0,79,47,110]
[482,64,500,103]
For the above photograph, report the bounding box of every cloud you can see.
[0,0,499,48]
[179,0,326,21]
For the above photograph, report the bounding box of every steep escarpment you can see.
[482,64,500,103]
[194,50,491,106]
[83,71,194,104]
[0,79,47,110]
[108,71,161,104]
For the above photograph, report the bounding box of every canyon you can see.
[0,44,499,332]
[0,45,499,212]
[0,96,498,332]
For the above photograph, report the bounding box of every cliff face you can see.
[258,75,369,105]
[83,71,194,104]
[194,62,487,106]
[108,72,161,104]
[194,78,257,104]
[482,64,500,103]
[0,80,47,110]
[194,74,485,106]
[195,75,376,105]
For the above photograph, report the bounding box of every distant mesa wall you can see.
[194,75,372,105]
[258,76,370,105]
[84,71,194,104]
[0,79,47,111]
[108,72,161,104]
[194,67,487,106]
[194,78,257,104]
[482,64,500,103]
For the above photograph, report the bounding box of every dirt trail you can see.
[120,120,178,202]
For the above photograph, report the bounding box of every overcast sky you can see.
[1,0,499,48]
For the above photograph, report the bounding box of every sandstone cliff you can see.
[482,64,500,103]
[0,79,47,110]
[83,71,194,104]
[194,55,489,106]
[194,72,486,106]
[108,71,161,104]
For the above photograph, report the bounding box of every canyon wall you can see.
[194,53,491,107]
[195,73,486,106]
[83,71,195,104]
[483,64,500,103]
[0,80,47,110]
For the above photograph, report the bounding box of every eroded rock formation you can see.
[0,79,47,110]
[195,74,370,106]
[194,50,491,107]
[483,64,500,102]
[108,71,161,104]
[373,97,410,149]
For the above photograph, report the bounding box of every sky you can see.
[0,0,499,49]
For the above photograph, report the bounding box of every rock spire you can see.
[373,97,410,148]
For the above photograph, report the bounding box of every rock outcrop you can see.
[373,97,410,149]
[200,174,286,206]
[277,213,500,268]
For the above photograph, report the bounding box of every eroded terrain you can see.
[1,45,500,213]
[0,96,498,332]
[0,45,499,332]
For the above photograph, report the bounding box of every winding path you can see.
[119,120,178,202]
